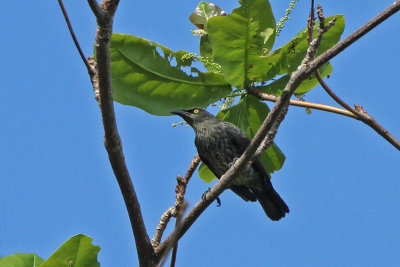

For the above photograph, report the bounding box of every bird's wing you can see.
[196,126,258,202]
[227,124,271,181]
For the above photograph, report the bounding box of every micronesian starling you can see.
[171,108,289,221]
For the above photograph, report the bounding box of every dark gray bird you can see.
[171,108,289,221]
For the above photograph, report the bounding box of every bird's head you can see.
[171,108,216,130]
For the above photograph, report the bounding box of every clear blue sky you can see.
[1,1,399,266]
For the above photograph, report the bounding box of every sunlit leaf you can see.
[189,1,226,31]
[198,162,217,183]
[207,0,276,88]
[41,234,100,267]
[0,253,44,267]
[109,34,232,115]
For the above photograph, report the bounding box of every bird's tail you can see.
[256,187,289,221]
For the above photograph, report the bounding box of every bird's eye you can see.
[193,109,199,114]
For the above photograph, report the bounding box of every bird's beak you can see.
[170,109,184,116]
[171,109,189,117]
[171,109,192,124]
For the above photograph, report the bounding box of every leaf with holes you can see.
[109,34,232,115]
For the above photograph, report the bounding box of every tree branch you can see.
[88,0,156,266]
[57,0,94,77]
[155,1,400,258]
[249,89,358,119]
[315,71,400,150]
[308,3,400,151]
[88,0,106,21]
[152,154,200,248]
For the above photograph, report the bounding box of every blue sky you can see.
[1,1,399,266]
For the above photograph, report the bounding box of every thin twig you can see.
[315,71,400,150]
[88,0,156,266]
[169,202,187,267]
[152,154,200,247]
[308,3,400,151]
[307,0,315,44]
[155,1,400,258]
[57,0,94,76]
[249,89,358,119]
[157,202,189,267]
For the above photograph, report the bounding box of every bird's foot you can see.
[201,187,211,201]
[202,187,222,207]
[229,157,239,169]
[216,197,221,207]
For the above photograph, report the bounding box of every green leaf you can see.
[40,234,100,267]
[199,35,213,59]
[198,95,285,182]
[234,0,276,51]
[266,15,345,76]
[207,0,276,88]
[189,1,226,31]
[0,253,44,267]
[259,62,333,95]
[109,34,232,115]
[198,162,217,183]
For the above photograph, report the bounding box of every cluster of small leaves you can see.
[276,0,299,36]
[0,234,100,267]
[100,0,345,181]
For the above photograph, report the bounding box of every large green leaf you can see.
[40,234,100,267]
[0,253,44,267]
[207,0,276,88]
[265,15,345,77]
[198,95,285,182]
[234,0,276,51]
[259,62,333,95]
[109,34,232,115]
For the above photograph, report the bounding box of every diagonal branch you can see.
[315,71,400,150]
[88,0,156,266]
[154,1,400,259]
